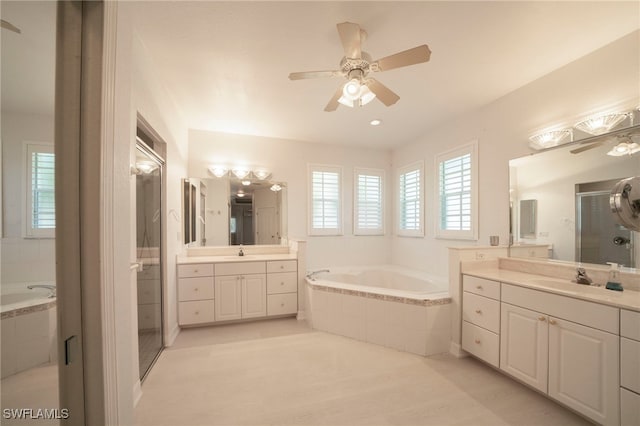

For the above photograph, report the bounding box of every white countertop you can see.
[177,253,298,264]
[464,267,640,312]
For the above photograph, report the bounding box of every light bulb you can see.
[342,79,361,101]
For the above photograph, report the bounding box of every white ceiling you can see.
[2,2,639,151]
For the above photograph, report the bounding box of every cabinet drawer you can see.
[267,293,298,316]
[267,260,297,273]
[501,283,619,334]
[177,264,213,278]
[462,320,499,368]
[178,277,214,302]
[215,261,265,276]
[621,310,640,341]
[622,337,640,394]
[463,292,500,333]
[179,300,215,325]
[463,275,500,300]
[621,388,640,426]
[267,272,298,294]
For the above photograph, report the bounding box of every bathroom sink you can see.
[528,278,607,294]
[222,255,256,260]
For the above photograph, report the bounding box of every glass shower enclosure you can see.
[135,142,164,380]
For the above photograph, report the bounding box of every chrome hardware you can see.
[476,285,483,290]
[549,319,557,325]
[475,309,482,314]
[306,269,330,280]
[27,284,56,298]
[474,339,481,344]
[538,316,546,321]
[575,267,593,285]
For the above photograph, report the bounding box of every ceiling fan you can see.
[288,21,431,112]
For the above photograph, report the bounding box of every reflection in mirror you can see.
[183,177,287,246]
[509,126,640,267]
[519,199,537,239]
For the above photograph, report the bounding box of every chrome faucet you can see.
[238,245,244,257]
[575,268,593,285]
[27,284,56,298]
[306,269,330,280]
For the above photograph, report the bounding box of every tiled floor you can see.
[1,363,59,426]
[134,318,590,426]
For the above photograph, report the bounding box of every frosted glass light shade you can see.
[209,166,228,178]
[528,129,571,150]
[607,142,640,157]
[575,113,627,136]
[232,168,250,179]
[253,170,271,180]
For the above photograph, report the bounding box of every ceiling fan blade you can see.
[366,79,400,107]
[288,70,342,80]
[337,22,362,59]
[1,19,21,34]
[324,86,343,112]
[570,142,604,154]
[372,45,431,72]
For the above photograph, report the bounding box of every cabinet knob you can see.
[476,285,483,290]
[194,269,198,273]
[280,282,284,286]
[549,319,557,325]
[195,288,199,292]
[474,339,481,344]
[475,309,482,314]
[281,303,285,307]
[195,311,199,315]
[538,316,546,322]
[280,265,284,269]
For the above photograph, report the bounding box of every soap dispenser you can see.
[605,262,623,291]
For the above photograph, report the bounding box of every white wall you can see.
[188,131,393,270]
[391,30,640,278]
[1,112,55,283]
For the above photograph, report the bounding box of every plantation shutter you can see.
[439,153,471,231]
[310,166,341,234]
[355,170,383,234]
[399,168,421,231]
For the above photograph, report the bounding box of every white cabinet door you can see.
[548,317,619,425]
[242,274,266,318]
[500,303,548,393]
[215,276,242,321]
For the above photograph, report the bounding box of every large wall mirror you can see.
[183,177,287,247]
[509,120,640,267]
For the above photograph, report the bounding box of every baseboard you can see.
[132,380,143,407]
[165,323,180,347]
[449,342,468,358]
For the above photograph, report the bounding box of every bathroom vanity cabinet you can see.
[177,258,298,326]
[620,309,640,425]
[461,274,628,425]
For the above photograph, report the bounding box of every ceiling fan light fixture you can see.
[528,129,572,150]
[607,142,640,157]
[575,113,628,136]
[342,79,362,101]
[359,85,376,105]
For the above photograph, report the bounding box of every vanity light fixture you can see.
[231,168,250,179]
[607,141,640,157]
[253,170,271,180]
[575,112,628,136]
[236,190,246,198]
[241,180,251,186]
[270,183,282,192]
[209,166,228,178]
[370,119,382,126]
[528,129,572,150]
[134,160,159,175]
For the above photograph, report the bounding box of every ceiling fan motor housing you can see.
[340,52,373,80]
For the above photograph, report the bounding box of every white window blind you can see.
[354,168,384,235]
[26,143,55,237]
[440,154,471,231]
[308,165,342,235]
[398,162,423,236]
[436,141,478,240]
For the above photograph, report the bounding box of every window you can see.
[436,141,478,240]
[397,161,424,237]
[25,143,55,238]
[308,164,342,235]
[354,168,384,235]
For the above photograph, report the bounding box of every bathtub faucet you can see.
[27,284,56,298]
[306,269,330,281]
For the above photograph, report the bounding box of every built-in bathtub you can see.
[1,282,57,378]
[305,265,451,356]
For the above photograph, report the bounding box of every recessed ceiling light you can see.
[370,119,382,126]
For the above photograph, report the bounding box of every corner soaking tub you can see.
[305,265,451,356]
[1,282,57,378]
